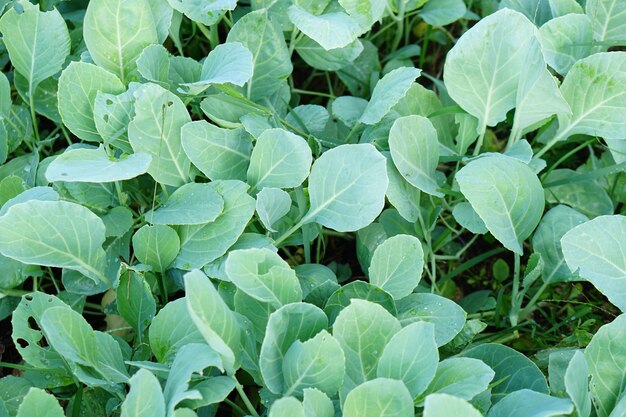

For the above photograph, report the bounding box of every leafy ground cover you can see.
[0,0,625,416]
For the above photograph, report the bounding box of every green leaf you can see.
[544,169,613,218]
[0,0,69,93]
[132,225,179,273]
[565,351,591,417]
[282,330,345,397]
[46,146,151,183]
[457,154,544,255]
[539,14,593,75]
[84,0,158,82]
[389,115,442,197]
[339,0,385,30]
[0,201,107,284]
[333,299,401,392]
[121,369,165,417]
[500,0,552,25]
[227,10,293,101]
[166,0,235,25]
[40,306,97,367]
[324,281,396,324]
[225,248,302,307]
[184,270,241,374]
[247,128,312,191]
[419,0,467,26]
[360,67,421,125]
[117,272,156,335]
[269,397,304,417]
[443,9,536,131]
[260,303,328,394]
[377,322,438,398]
[128,83,192,186]
[422,357,495,401]
[304,144,387,232]
[145,183,224,225]
[175,180,255,269]
[555,52,626,143]
[295,37,363,71]
[288,6,361,50]
[15,388,64,417]
[58,62,126,142]
[303,388,335,417]
[181,121,252,182]
[256,188,292,232]
[424,393,483,417]
[396,293,466,346]
[94,84,139,153]
[487,389,574,417]
[463,344,548,402]
[586,0,626,43]
[181,42,253,95]
[368,234,424,299]
[562,215,626,311]
[532,205,588,283]
[384,152,422,223]
[13,74,60,123]
[453,202,488,234]
[343,378,414,417]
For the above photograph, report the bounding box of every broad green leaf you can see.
[179,376,236,409]
[227,10,293,100]
[84,0,158,82]
[389,115,442,197]
[333,299,401,391]
[121,369,165,417]
[303,388,335,417]
[129,83,191,186]
[377,322,438,398]
[324,281,396,324]
[184,270,241,373]
[282,330,345,397]
[360,67,421,125]
[136,44,171,88]
[532,205,588,283]
[117,272,156,335]
[286,105,329,136]
[500,0,552,25]
[225,248,302,307]
[396,293,466,346]
[610,394,626,417]
[453,202,488,234]
[181,121,252,182]
[384,153,422,223]
[58,62,125,142]
[549,0,584,15]
[487,389,574,417]
[132,225,179,273]
[15,388,64,417]
[256,188,292,232]
[295,264,339,308]
[443,9,536,132]
[145,183,224,225]
[13,74,60,123]
[555,52,626,143]
[419,0,467,26]
[46,146,151,183]
[288,6,361,50]
[94,84,139,153]
[565,351,591,417]
[247,129,312,191]
[368,234,424,299]
[260,303,328,394]
[163,343,223,417]
[457,154,544,255]
[40,306,97,367]
[339,0,385,30]
[148,0,174,43]
[181,42,253,95]
[0,72,11,119]
[548,349,577,396]
[343,378,414,417]
[511,36,571,140]
[269,397,304,417]
[423,357,495,401]
[0,186,59,217]
[295,37,363,71]
[539,14,593,75]
[424,393,483,417]
[586,0,626,43]
[0,201,107,283]
[0,0,69,93]
[304,144,388,232]
[562,216,626,312]
[463,344,549,401]
[544,169,613,217]
[149,298,205,364]
[0,376,31,416]
[175,180,255,269]
[166,0,235,25]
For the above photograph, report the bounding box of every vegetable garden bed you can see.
[0,0,625,416]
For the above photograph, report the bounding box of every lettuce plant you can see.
[0,0,625,416]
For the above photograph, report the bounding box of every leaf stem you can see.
[233,377,260,417]
[29,91,40,143]
[510,252,521,327]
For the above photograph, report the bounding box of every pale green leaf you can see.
[288,6,361,51]
[389,115,442,197]
[40,306,97,367]
[128,83,191,186]
[453,202,488,234]
[58,62,125,142]
[303,388,335,417]
[145,183,224,225]
[360,67,421,125]
[84,0,158,82]
[117,272,156,335]
[132,225,180,273]
[94,84,139,153]
[384,152,421,223]
[549,0,584,16]
[166,0,235,25]
[420,0,467,26]
[46,146,151,183]
[295,37,363,71]
[339,0,385,30]
[423,357,495,401]
[499,0,552,25]
[562,215,626,312]
[565,351,591,417]
[15,388,64,417]
[586,0,626,43]
[256,188,292,232]
[304,144,388,232]
[539,14,593,75]
[424,393,483,417]
[121,369,165,417]
[343,378,414,417]
[324,281,396,324]
[269,397,304,417]
[487,389,574,417]
[148,0,174,43]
